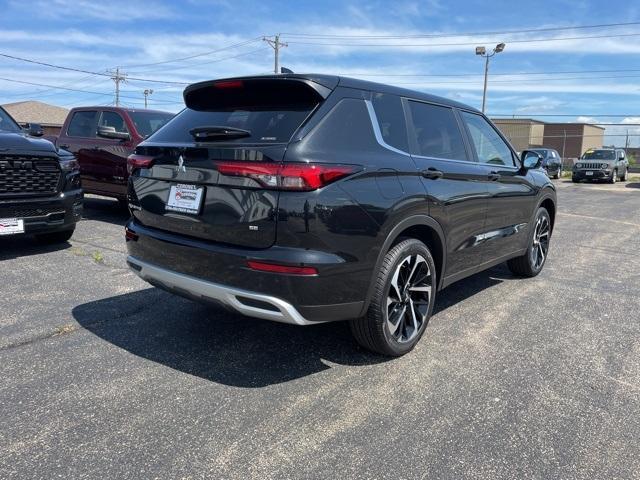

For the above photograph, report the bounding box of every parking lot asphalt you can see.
[1,180,639,479]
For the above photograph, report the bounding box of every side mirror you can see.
[521,150,544,170]
[619,154,625,161]
[25,123,44,137]
[97,125,130,140]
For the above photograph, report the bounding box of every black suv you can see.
[0,106,82,243]
[125,75,556,356]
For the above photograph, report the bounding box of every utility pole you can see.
[263,35,288,74]
[625,129,630,148]
[110,67,127,106]
[143,89,154,109]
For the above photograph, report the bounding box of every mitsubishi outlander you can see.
[125,75,556,356]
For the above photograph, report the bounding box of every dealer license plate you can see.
[166,184,204,215]
[0,218,25,236]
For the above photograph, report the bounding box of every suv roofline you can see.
[182,73,481,113]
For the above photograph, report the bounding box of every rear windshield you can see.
[582,150,615,160]
[148,79,322,144]
[147,108,314,144]
[129,111,174,138]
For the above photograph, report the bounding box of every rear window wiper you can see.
[189,126,251,140]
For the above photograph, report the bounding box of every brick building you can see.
[492,118,605,161]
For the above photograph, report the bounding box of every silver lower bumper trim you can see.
[127,255,317,326]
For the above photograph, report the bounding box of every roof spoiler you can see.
[183,76,337,111]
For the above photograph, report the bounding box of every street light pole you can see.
[143,89,153,109]
[476,43,505,114]
[482,54,490,113]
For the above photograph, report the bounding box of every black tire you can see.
[507,207,551,277]
[35,228,75,244]
[572,178,578,183]
[621,168,628,182]
[349,238,437,356]
[609,169,617,184]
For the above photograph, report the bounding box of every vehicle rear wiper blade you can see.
[189,126,251,140]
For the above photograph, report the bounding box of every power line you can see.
[0,76,183,104]
[337,68,640,77]
[286,32,640,47]
[0,52,188,85]
[282,21,640,39]
[118,37,264,68]
[126,47,269,75]
[388,74,640,85]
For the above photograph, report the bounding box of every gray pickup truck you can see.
[572,148,629,183]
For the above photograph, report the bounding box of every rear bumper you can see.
[0,189,83,235]
[125,220,365,323]
[128,255,318,325]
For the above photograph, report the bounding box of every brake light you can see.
[125,227,138,241]
[247,260,318,275]
[216,162,358,191]
[213,80,243,89]
[127,154,155,174]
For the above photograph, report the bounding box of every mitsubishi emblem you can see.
[177,155,186,173]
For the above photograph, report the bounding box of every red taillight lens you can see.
[217,162,358,191]
[125,227,138,241]
[127,154,155,174]
[213,80,243,89]
[247,260,318,276]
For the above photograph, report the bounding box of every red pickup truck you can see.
[54,107,174,206]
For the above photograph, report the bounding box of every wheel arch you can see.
[360,215,446,316]
[538,193,556,233]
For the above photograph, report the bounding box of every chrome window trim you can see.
[365,100,411,156]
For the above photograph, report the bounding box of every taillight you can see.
[247,260,318,275]
[127,154,155,174]
[125,227,138,241]
[216,162,358,191]
[213,80,243,89]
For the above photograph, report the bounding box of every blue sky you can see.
[2,0,640,145]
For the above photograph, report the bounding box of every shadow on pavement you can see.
[73,266,507,388]
[625,182,640,189]
[0,236,71,260]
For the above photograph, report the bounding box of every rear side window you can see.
[296,98,379,159]
[371,93,408,152]
[67,111,98,138]
[150,79,322,144]
[99,111,128,133]
[407,101,467,160]
[129,111,174,137]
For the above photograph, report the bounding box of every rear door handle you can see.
[422,168,443,180]
[59,144,70,149]
[488,171,501,181]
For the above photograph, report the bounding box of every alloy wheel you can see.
[531,215,550,270]
[386,254,433,343]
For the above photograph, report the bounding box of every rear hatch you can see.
[129,76,335,249]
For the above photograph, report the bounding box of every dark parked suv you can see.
[0,106,82,243]
[125,75,556,356]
